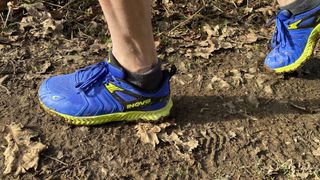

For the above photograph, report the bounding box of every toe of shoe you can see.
[264,48,297,69]
[264,55,288,69]
[38,76,85,116]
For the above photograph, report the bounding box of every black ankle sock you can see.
[281,0,320,15]
[109,52,163,91]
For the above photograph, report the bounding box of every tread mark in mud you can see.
[204,129,227,167]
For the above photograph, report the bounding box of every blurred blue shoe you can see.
[265,6,320,73]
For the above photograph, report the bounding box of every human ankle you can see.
[280,0,320,15]
[109,52,163,91]
[111,49,157,73]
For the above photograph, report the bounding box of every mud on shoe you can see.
[264,6,320,73]
[38,58,176,126]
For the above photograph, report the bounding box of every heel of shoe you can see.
[130,98,173,121]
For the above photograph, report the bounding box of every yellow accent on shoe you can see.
[105,83,124,93]
[108,53,111,63]
[126,99,152,110]
[288,19,302,30]
[39,98,173,126]
[273,23,320,73]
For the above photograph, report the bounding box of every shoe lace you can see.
[75,62,112,92]
[266,13,290,48]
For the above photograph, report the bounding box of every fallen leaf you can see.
[264,85,273,95]
[255,6,274,16]
[37,61,51,74]
[230,69,243,86]
[20,2,48,18]
[3,123,47,176]
[192,23,256,59]
[176,150,195,165]
[19,16,37,32]
[135,122,172,148]
[228,131,237,139]
[239,32,258,44]
[159,132,199,152]
[41,18,64,36]
[210,76,231,90]
[0,75,9,94]
[312,147,320,156]
[256,74,269,88]
[235,0,244,5]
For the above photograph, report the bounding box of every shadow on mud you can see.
[172,95,320,125]
[283,58,320,80]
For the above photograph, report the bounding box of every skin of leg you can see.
[98,0,157,73]
[277,0,296,7]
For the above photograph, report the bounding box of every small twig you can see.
[3,2,13,28]
[201,0,206,6]
[231,1,237,8]
[58,0,76,11]
[289,102,307,111]
[169,6,205,33]
[0,75,10,95]
[212,4,223,13]
[50,157,92,176]
[290,102,320,113]
[42,1,83,14]
[0,13,4,25]
[44,155,68,166]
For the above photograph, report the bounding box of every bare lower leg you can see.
[277,0,296,7]
[98,0,157,73]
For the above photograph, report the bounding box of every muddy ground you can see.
[1,0,320,179]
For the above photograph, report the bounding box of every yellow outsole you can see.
[39,99,173,126]
[273,23,320,73]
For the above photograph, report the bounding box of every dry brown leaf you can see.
[312,147,320,156]
[36,61,51,74]
[210,76,231,90]
[20,2,48,19]
[264,85,274,95]
[41,18,64,36]
[176,150,195,165]
[158,131,198,165]
[239,32,258,44]
[235,0,244,5]
[135,122,172,148]
[192,24,241,59]
[230,69,244,87]
[192,23,261,59]
[17,2,65,38]
[19,16,37,31]
[255,6,275,16]
[3,123,47,176]
[159,132,199,152]
[0,75,10,94]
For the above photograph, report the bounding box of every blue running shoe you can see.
[265,6,320,73]
[38,56,176,125]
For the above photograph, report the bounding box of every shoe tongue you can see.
[279,10,292,20]
[105,54,126,79]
